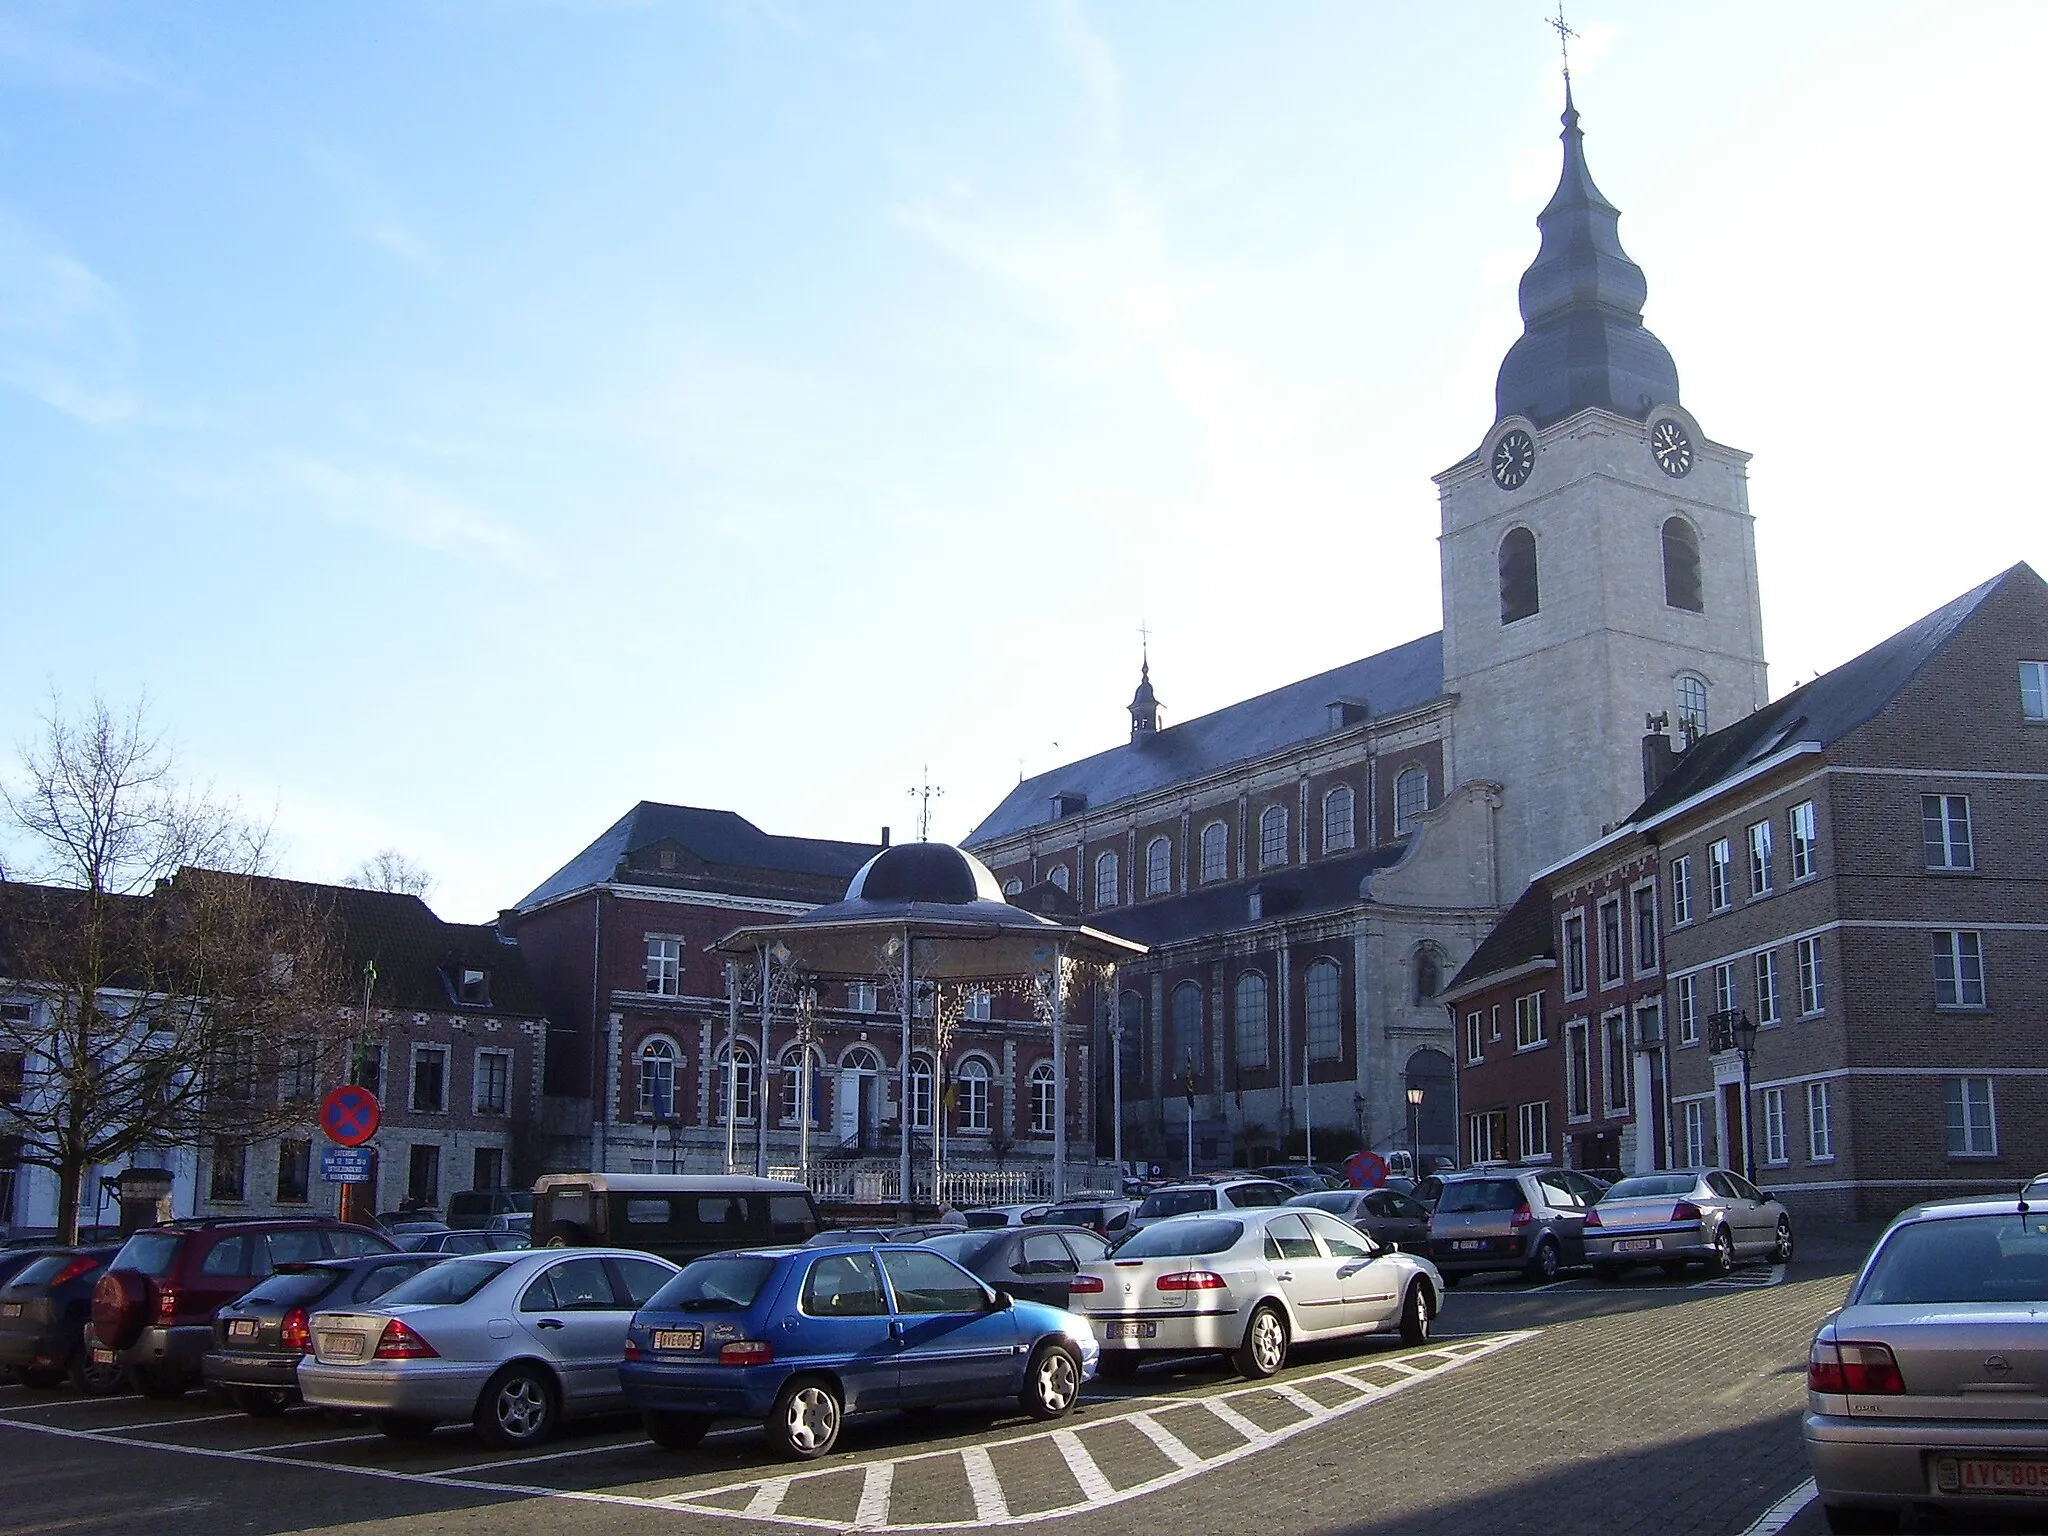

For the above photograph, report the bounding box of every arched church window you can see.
[1413,945,1443,1004]
[1322,785,1355,853]
[1394,767,1430,835]
[1663,517,1704,612]
[1258,806,1289,868]
[1233,971,1269,1070]
[1093,851,1119,908]
[1169,981,1203,1081]
[1116,990,1146,1085]
[1002,878,1022,896]
[1048,864,1069,893]
[1676,676,1709,740]
[1499,527,1539,625]
[1145,836,1172,896]
[1304,960,1343,1061]
[638,1038,677,1120]
[1199,822,1228,884]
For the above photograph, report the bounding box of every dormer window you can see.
[1325,699,1369,731]
[657,847,678,872]
[454,967,490,1006]
[1051,792,1088,819]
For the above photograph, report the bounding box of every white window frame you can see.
[474,1048,513,1116]
[1093,850,1119,908]
[1922,794,1974,871]
[1514,992,1546,1050]
[1597,896,1625,987]
[715,1044,757,1126]
[1517,1100,1550,1160]
[1946,1076,1996,1157]
[1713,962,1738,1018]
[956,1057,992,1135]
[1199,822,1229,884]
[1674,973,1699,1046]
[1707,839,1733,912]
[904,1055,933,1131]
[1145,836,1172,897]
[1754,950,1781,1027]
[1933,930,1987,1008]
[1464,1010,1483,1066]
[1258,806,1289,869]
[1564,1018,1592,1120]
[783,1044,824,1128]
[1632,883,1658,975]
[1677,675,1709,738]
[1394,768,1429,836]
[1489,1003,1502,1043]
[1761,1088,1787,1166]
[1670,856,1694,926]
[1806,1080,1833,1162]
[409,1045,450,1114]
[962,989,993,1023]
[1322,785,1355,853]
[1561,911,1588,998]
[638,1038,678,1119]
[1027,1060,1056,1136]
[1789,801,1818,882]
[1304,961,1344,1062]
[1747,820,1774,897]
[1682,1100,1707,1167]
[1797,937,1825,1016]
[645,937,682,997]
[2021,660,2047,721]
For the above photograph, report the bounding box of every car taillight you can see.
[1156,1271,1227,1292]
[1672,1201,1703,1222]
[280,1307,311,1353]
[718,1340,773,1367]
[48,1256,99,1287]
[1808,1338,1905,1395]
[373,1320,439,1360]
[1068,1274,1105,1293]
[1510,1203,1533,1228]
[155,1285,178,1321]
[1582,1208,1602,1229]
[623,1339,641,1362]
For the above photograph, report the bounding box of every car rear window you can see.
[1113,1219,1243,1259]
[649,1255,779,1312]
[1042,1207,1101,1226]
[1606,1174,1698,1200]
[962,1211,1010,1229]
[111,1232,181,1278]
[920,1232,1004,1267]
[1138,1189,1218,1219]
[1435,1179,1525,1214]
[1857,1213,2048,1306]
[239,1270,345,1307]
[377,1258,507,1306]
[8,1253,93,1287]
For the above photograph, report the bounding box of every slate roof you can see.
[966,632,1446,846]
[1081,846,1410,951]
[515,802,879,913]
[1628,565,2022,825]
[1444,878,1555,996]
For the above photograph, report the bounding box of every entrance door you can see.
[1720,1082,1745,1175]
[839,1049,882,1150]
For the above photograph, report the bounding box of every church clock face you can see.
[1490,429,1535,490]
[1650,418,1695,478]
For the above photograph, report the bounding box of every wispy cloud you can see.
[0,12,162,91]
[307,146,438,268]
[0,207,137,424]
[276,455,530,565]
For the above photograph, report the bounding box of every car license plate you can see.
[1614,1238,1658,1253]
[0,1303,19,1318]
[1454,1239,1486,1251]
[1106,1322,1156,1340]
[91,1347,115,1365]
[229,1319,258,1339]
[319,1332,364,1359]
[1938,1457,2048,1496]
[653,1329,703,1352]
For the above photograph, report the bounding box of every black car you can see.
[392,1230,529,1255]
[202,1253,441,1415]
[0,1247,125,1393]
[916,1225,1112,1308]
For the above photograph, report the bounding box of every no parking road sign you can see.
[321,1085,381,1147]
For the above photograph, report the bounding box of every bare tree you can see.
[0,695,350,1241]
[345,848,434,899]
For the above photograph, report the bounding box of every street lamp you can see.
[1710,1009,1760,1181]
[1405,1085,1424,1180]
[1182,1060,1197,1179]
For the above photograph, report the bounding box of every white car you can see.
[960,1204,1050,1229]
[1069,1206,1443,1380]
[1125,1179,1298,1232]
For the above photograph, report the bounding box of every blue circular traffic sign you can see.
[321,1085,381,1147]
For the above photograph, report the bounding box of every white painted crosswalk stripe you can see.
[1127,1412,1202,1471]
[1052,1428,1116,1503]
[960,1445,1010,1521]
[853,1461,895,1529]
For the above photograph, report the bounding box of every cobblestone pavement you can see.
[0,1229,1883,1536]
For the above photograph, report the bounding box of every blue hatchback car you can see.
[620,1242,1099,1459]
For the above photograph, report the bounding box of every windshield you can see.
[1605,1174,1699,1200]
[376,1259,506,1307]
[920,1232,1003,1267]
[647,1256,778,1312]
[1290,1192,1355,1214]
[1112,1219,1243,1259]
[1435,1179,1524,1214]
[110,1232,181,1278]
[1856,1213,2048,1305]
[1138,1189,1218,1219]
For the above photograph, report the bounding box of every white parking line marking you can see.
[1126,1413,1202,1471]
[254,1431,387,1453]
[93,1412,244,1434]
[1736,1477,1817,1536]
[741,1479,789,1518]
[1199,1398,1268,1444]
[426,1434,645,1474]
[1691,1265,1787,1291]
[1269,1383,1323,1417]
[853,1460,895,1529]
[1326,1371,1383,1395]
[960,1446,1010,1521]
[1051,1429,1114,1503]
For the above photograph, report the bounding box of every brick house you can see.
[1440,882,1563,1167]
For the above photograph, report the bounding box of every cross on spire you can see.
[1545,2,1579,83]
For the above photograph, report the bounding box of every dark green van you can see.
[530,1173,820,1262]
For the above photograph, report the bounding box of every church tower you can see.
[1437,87,1768,893]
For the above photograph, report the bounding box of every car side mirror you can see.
[990,1289,1013,1311]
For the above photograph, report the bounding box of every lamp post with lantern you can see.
[1406,1084,1424,1181]
[1709,1009,1760,1181]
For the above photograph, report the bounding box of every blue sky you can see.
[4,2,2044,919]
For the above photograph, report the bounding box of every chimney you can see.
[880,826,891,848]
[1641,713,1679,798]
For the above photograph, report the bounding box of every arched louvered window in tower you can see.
[1499,526,1539,624]
[1663,516,1704,612]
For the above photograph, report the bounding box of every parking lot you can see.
[0,1235,1875,1536]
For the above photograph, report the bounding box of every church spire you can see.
[1128,643,1160,744]
[1493,85,1681,428]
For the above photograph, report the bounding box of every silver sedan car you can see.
[1583,1168,1794,1279]
[298,1247,677,1447]
[1804,1195,2048,1532]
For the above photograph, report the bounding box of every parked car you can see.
[298,1247,677,1446]
[445,1188,533,1231]
[620,1242,1097,1459]
[1287,1189,1433,1252]
[917,1226,1113,1308]
[1803,1194,2048,1533]
[960,1204,1050,1229]
[1584,1169,1794,1279]
[1423,1168,1603,1283]
[531,1173,820,1261]
[202,1252,442,1415]
[394,1230,531,1256]
[1023,1200,1135,1237]
[0,1246,125,1393]
[1126,1179,1298,1233]
[2021,1172,2048,1202]
[1070,1206,1442,1381]
[88,1217,395,1398]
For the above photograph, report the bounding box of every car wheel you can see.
[1398,1282,1433,1346]
[233,1386,292,1418]
[474,1363,559,1449]
[1709,1227,1735,1276]
[376,1414,440,1441]
[1591,1263,1623,1284]
[1821,1502,1895,1534]
[1232,1303,1288,1380]
[643,1410,711,1450]
[131,1366,189,1400]
[68,1345,125,1397]
[1773,1218,1796,1265]
[1097,1351,1142,1381]
[1523,1239,1560,1283]
[767,1376,843,1460]
[1020,1341,1082,1421]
